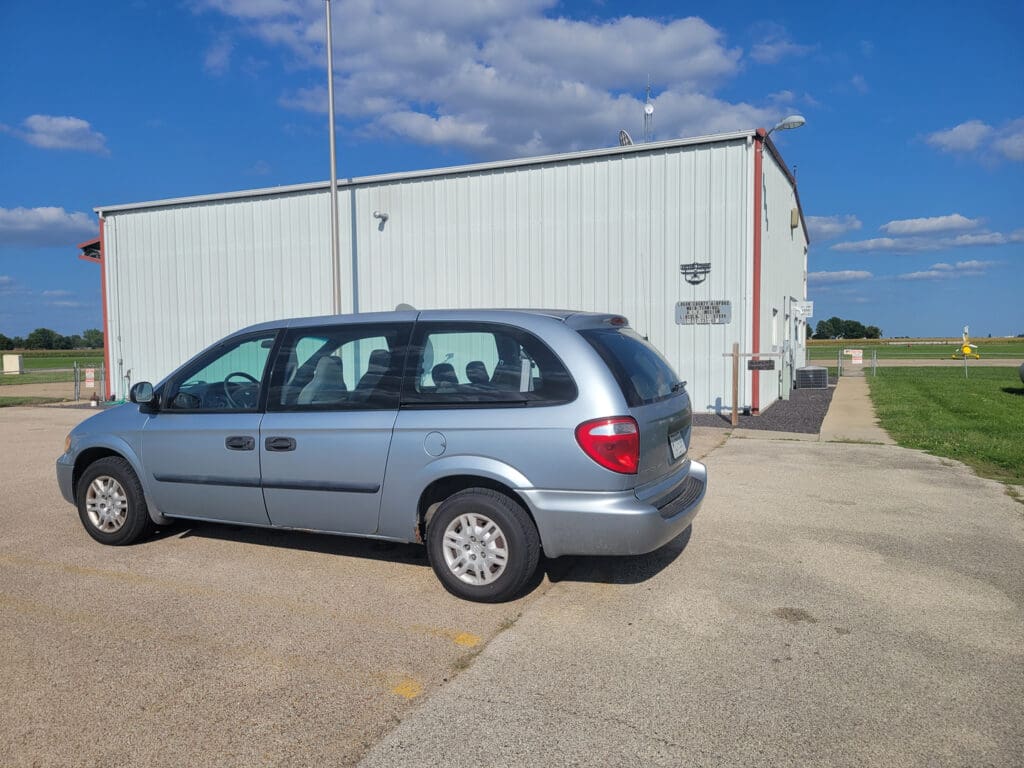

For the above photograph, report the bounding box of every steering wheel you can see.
[224,371,260,409]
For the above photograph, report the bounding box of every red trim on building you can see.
[751,128,765,414]
[77,229,111,398]
[77,237,101,263]
[98,218,112,399]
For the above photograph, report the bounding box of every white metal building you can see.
[78,129,810,413]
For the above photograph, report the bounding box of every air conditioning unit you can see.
[795,366,828,388]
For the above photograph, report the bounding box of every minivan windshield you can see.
[581,328,681,407]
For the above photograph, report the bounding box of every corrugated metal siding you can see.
[102,138,782,412]
[757,151,809,408]
[104,191,335,393]
[349,140,753,413]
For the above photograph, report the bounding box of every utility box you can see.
[2,354,24,375]
[795,366,828,388]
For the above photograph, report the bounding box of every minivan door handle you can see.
[225,435,255,451]
[265,436,297,452]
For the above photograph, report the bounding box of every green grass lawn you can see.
[868,367,1024,484]
[20,352,103,370]
[0,396,63,407]
[809,339,1024,361]
[0,371,75,386]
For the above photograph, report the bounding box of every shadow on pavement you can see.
[541,524,692,586]
[152,519,693,599]
[161,520,430,567]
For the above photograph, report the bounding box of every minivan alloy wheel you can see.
[76,456,155,546]
[85,475,129,532]
[442,512,509,585]
[427,488,540,602]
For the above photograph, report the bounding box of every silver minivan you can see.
[57,310,706,602]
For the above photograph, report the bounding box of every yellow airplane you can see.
[951,325,981,359]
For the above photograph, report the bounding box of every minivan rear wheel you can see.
[427,488,540,603]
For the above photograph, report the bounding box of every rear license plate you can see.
[669,430,686,460]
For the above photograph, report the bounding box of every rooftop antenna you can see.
[642,77,654,143]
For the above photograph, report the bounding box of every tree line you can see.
[0,328,104,350]
[812,317,881,340]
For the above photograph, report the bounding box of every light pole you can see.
[325,0,342,314]
[766,114,806,138]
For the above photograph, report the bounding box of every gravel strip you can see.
[692,382,836,433]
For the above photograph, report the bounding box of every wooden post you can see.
[731,342,739,427]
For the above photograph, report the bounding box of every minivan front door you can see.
[142,332,277,526]
[257,321,411,535]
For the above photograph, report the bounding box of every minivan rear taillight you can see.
[575,417,639,474]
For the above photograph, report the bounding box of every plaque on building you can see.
[675,300,732,325]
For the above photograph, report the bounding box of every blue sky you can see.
[1,0,1021,339]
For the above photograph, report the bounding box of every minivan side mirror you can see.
[130,381,154,404]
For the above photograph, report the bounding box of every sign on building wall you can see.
[792,301,814,318]
[675,300,732,325]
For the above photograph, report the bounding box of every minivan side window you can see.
[266,323,412,411]
[403,323,576,406]
[166,333,277,411]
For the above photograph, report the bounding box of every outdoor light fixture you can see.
[766,114,806,137]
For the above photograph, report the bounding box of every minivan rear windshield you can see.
[581,328,681,407]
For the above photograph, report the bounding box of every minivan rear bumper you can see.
[520,459,707,558]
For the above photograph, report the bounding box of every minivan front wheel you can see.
[76,457,154,546]
[427,488,540,603]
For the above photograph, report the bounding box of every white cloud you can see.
[0,206,97,247]
[925,117,1024,162]
[749,25,815,64]
[899,260,999,281]
[832,229,1021,253]
[898,270,953,281]
[951,259,999,270]
[0,115,108,154]
[42,289,75,298]
[204,36,234,75]
[808,270,873,284]
[992,119,1024,161]
[751,40,814,63]
[850,74,868,94]
[831,237,901,253]
[806,214,862,241]
[880,213,979,235]
[195,2,789,156]
[0,275,14,287]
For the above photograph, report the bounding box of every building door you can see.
[258,321,412,535]
[142,332,277,525]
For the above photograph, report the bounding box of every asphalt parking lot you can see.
[2,407,1022,767]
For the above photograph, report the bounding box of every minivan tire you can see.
[76,457,155,546]
[427,488,540,603]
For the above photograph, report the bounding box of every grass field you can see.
[20,351,103,370]
[808,338,1024,361]
[0,396,63,407]
[868,367,1024,484]
[1,350,103,384]
[0,371,75,386]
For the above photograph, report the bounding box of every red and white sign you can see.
[843,349,863,365]
[85,368,95,386]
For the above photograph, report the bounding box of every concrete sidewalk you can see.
[818,377,895,444]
